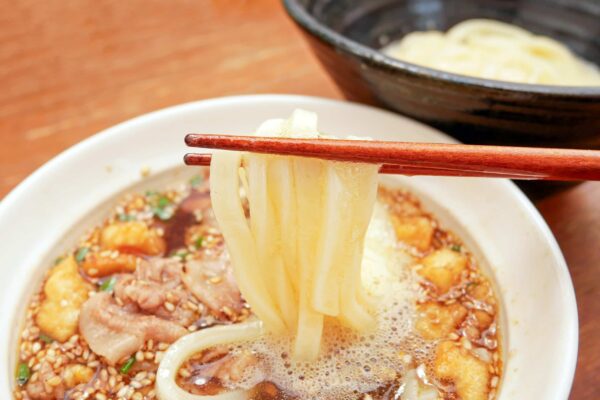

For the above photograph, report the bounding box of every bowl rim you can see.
[283,0,600,97]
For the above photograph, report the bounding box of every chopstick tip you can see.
[183,153,194,165]
[184,134,196,146]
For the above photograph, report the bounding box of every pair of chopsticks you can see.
[184,134,600,181]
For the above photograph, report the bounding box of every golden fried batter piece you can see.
[434,341,490,400]
[467,280,496,305]
[416,302,467,340]
[100,221,166,255]
[418,248,467,294]
[36,256,93,342]
[391,215,434,251]
[62,364,94,387]
[81,252,139,277]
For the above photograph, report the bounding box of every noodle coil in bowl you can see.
[382,19,600,86]
[283,0,600,152]
[0,95,577,400]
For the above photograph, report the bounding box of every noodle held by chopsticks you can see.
[210,110,379,360]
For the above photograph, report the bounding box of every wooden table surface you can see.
[1,0,597,398]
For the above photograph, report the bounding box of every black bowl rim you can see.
[283,0,600,98]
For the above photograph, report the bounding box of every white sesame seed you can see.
[134,371,147,381]
[141,378,152,386]
[461,338,473,350]
[158,343,169,351]
[47,376,62,386]
[130,381,142,389]
[135,351,144,362]
[179,368,191,378]
[117,386,129,397]
[491,375,499,388]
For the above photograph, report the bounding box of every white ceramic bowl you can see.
[0,95,577,399]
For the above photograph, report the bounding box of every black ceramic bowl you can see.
[283,0,600,149]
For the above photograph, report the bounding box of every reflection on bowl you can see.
[283,0,600,149]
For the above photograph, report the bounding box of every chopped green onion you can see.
[38,333,54,344]
[53,256,64,265]
[150,195,173,221]
[152,207,173,221]
[75,247,90,263]
[450,244,461,252]
[16,362,30,386]
[176,251,188,259]
[145,190,158,197]
[119,355,136,374]
[170,249,188,260]
[99,276,118,292]
[194,236,204,249]
[157,196,170,208]
[118,213,135,222]
[190,175,203,188]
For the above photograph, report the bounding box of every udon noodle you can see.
[383,19,600,85]
[211,110,380,356]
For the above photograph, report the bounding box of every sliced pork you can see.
[79,292,187,365]
[182,250,244,316]
[114,258,195,326]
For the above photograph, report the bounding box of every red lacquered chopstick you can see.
[184,135,600,181]
[184,154,544,179]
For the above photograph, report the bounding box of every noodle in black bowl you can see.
[282,0,600,150]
